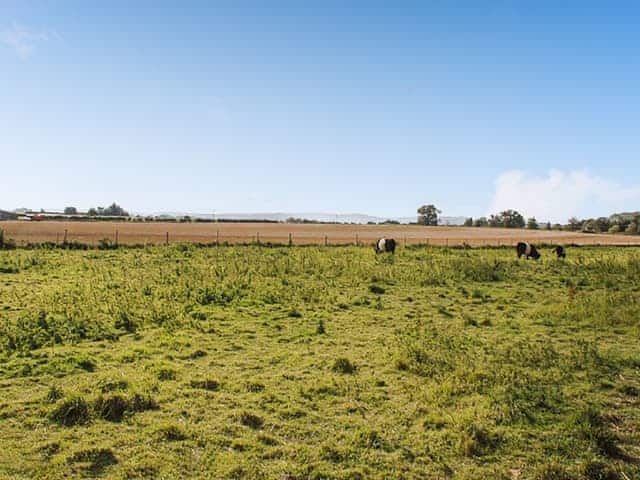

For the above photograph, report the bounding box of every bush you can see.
[238,411,263,429]
[49,396,91,426]
[332,357,356,374]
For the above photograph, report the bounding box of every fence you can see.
[6,228,640,249]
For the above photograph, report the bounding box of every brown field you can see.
[1,220,639,247]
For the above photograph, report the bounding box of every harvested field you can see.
[1,220,639,247]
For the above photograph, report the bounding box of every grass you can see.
[0,245,639,479]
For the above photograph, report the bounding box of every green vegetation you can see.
[1,245,639,479]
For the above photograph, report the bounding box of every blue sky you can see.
[1,1,639,222]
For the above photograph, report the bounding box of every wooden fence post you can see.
[355,233,359,246]
[165,232,169,246]
[324,235,328,246]
[257,232,260,245]
[216,230,219,245]
[115,230,119,246]
[56,233,59,245]
[63,229,68,244]
[288,233,293,247]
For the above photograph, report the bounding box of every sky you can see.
[1,1,640,223]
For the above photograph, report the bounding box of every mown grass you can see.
[0,245,639,479]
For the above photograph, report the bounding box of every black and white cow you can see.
[375,238,396,254]
[516,242,540,260]
[554,246,566,259]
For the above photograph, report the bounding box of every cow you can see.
[375,238,396,254]
[516,242,540,260]
[554,246,566,259]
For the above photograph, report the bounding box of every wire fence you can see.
[6,228,640,249]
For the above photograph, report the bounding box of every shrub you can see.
[238,411,264,429]
[332,357,356,374]
[49,396,91,426]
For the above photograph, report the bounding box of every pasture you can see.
[2,220,640,247]
[0,245,639,479]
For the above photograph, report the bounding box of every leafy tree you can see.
[626,221,639,235]
[417,204,441,226]
[595,217,611,232]
[488,214,502,228]
[527,217,539,230]
[87,203,129,217]
[567,217,583,231]
[608,224,621,234]
[489,210,525,228]
[544,222,551,230]
[64,207,78,215]
[473,217,488,227]
[463,217,473,227]
[581,219,600,233]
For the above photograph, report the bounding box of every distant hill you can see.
[151,212,467,225]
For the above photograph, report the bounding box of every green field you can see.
[1,245,639,479]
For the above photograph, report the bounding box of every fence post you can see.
[216,230,219,246]
[165,232,169,246]
[404,237,407,247]
[355,233,359,246]
[257,232,260,245]
[115,230,119,246]
[324,235,328,246]
[445,238,448,247]
[288,233,293,247]
[63,229,68,244]
[56,232,59,245]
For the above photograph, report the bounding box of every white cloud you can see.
[0,23,59,59]
[488,169,640,223]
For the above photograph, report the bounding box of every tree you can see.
[492,210,525,228]
[544,222,551,230]
[595,217,610,232]
[488,214,502,228]
[417,204,441,226]
[64,207,78,215]
[473,217,489,227]
[88,203,129,217]
[626,221,639,235]
[527,217,539,230]
[463,217,473,227]
[567,217,582,231]
[581,219,600,233]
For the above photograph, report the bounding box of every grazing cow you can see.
[375,238,396,254]
[516,242,541,260]
[554,246,566,259]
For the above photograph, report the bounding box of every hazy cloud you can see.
[0,23,59,59]
[488,170,640,223]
